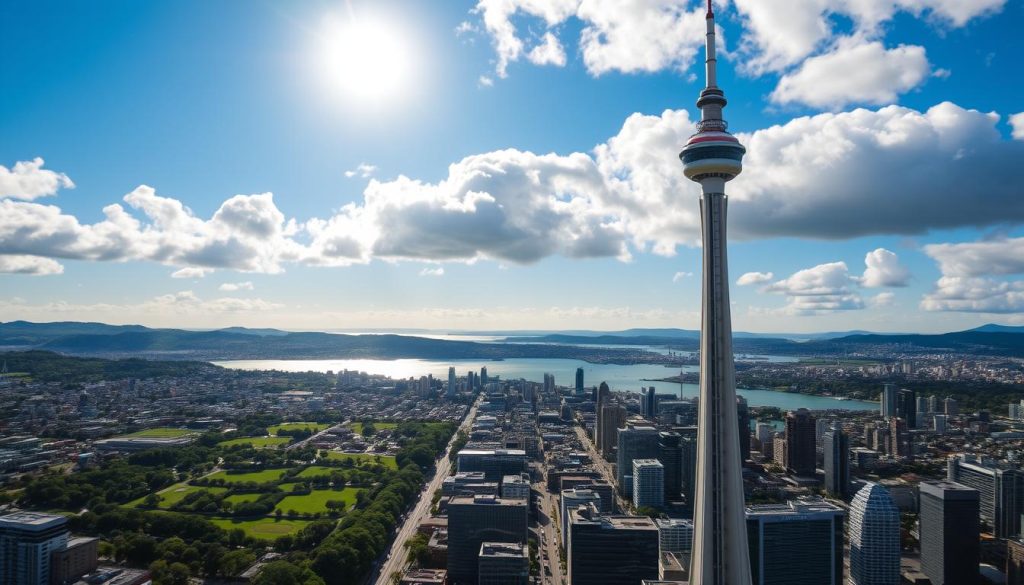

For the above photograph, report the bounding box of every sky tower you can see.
[680,1,751,584]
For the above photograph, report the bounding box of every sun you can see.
[316,12,414,105]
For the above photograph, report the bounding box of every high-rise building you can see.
[680,4,751,581]
[643,387,657,419]
[927,395,939,414]
[448,366,457,398]
[897,388,917,428]
[561,488,602,547]
[746,499,845,585]
[543,373,554,395]
[632,459,665,509]
[888,418,911,459]
[848,483,900,585]
[948,454,1024,538]
[447,495,528,585]
[919,481,980,585]
[784,409,816,477]
[0,511,70,585]
[881,383,899,419]
[933,414,948,434]
[738,396,751,462]
[823,427,850,498]
[567,505,659,585]
[457,449,527,481]
[598,403,627,460]
[658,432,683,502]
[478,542,528,585]
[576,368,585,396]
[480,367,488,387]
[680,432,698,509]
[616,424,660,496]
[944,397,959,416]
[656,518,694,554]
[1008,539,1024,585]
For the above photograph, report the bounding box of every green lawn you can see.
[274,488,362,514]
[348,421,397,436]
[206,469,287,484]
[127,483,225,509]
[120,427,195,438]
[209,517,311,540]
[320,451,398,469]
[218,436,291,449]
[296,465,342,479]
[224,493,264,505]
[268,422,330,435]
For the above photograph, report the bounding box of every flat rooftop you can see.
[0,510,67,529]
[480,542,527,557]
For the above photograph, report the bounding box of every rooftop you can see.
[479,542,527,558]
[0,510,68,529]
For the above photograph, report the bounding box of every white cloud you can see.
[527,32,567,66]
[219,281,254,291]
[770,39,930,109]
[672,271,692,282]
[478,75,495,88]
[736,271,774,285]
[0,255,64,275]
[419,267,445,277]
[921,237,1024,314]
[171,267,214,279]
[921,276,1024,313]
[860,248,910,287]
[871,291,896,307]
[759,261,865,314]
[344,163,377,179]
[1010,112,1024,140]
[0,158,74,201]
[0,291,283,325]
[471,0,578,78]
[923,238,1024,278]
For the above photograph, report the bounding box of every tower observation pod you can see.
[680,2,752,585]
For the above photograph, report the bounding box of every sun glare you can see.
[317,12,414,105]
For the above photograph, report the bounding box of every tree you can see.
[219,549,257,577]
[254,560,326,585]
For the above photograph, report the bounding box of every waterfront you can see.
[213,357,876,411]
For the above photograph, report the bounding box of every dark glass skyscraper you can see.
[746,499,845,585]
[784,409,816,477]
[447,495,528,585]
[919,480,980,585]
[897,388,917,427]
[823,427,849,498]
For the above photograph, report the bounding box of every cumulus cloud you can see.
[672,271,692,282]
[871,291,896,307]
[472,0,578,77]
[345,163,377,179]
[0,158,74,201]
[527,32,567,66]
[860,248,910,287]
[172,267,213,279]
[736,271,774,286]
[1011,112,1024,140]
[0,255,64,275]
[219,281,254,291]
[419,267,445,277]
[770,39,930,109]
[922,237,1024,313]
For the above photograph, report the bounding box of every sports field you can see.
[218,436,291,449]
[206,469,287,484]
[320,451,398,469]
[274,488,362,514]
[120,427,195,438]
[268,422,330,435]
[210,517,312,540]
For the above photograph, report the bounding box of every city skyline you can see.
[2,0,1024,333]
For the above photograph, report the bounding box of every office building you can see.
[738,396,751,462]
[678,3,752,581]
[1008,539,1024,585]
[948,454,1024,538]
[616,424,660,496]
[480,367,488,387]
[746,499,845,585]
[447,496,527,585]
[889,418,911,459]
[655,518,694,554]
[848,483,900,585]
[50,536,98,585]
[500,475,530,500]
[598,404,627,460]
[456,449,527,481]
[633,459,665,509]
[643,387,657,419]
[919,481,980,585]
[561,489,602,547]
[448,366,457,398]
[823,427,850,498]
[680,432,697,509]
[897,388,917,428]
[567,505,659,585]
[0,511,70,585]
[881,383,899,418]
[576,368,585,396]
[543,373,554,395]
[933,414,948,434]
[785,409,816,477]
[478,542,528,585]
[944,397,959,416]
[658,432,683,502]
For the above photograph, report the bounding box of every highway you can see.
[369,398,479,585]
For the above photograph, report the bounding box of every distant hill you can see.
[0,321,152,346]
[969,324,1024,334]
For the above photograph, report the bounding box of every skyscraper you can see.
[567,505,660,585]
[881,383,898,418]
[745,499,845,585]
[680,2,751,582]
[447,495,528,585]
[616,424,660,496]
[480,366,488,387]
[823,427,850,498]
[643,387,657,419]
[598,403,627,460]
[737,396,750,462]
[448,366,457,398]
[947,454,1024,538]
[919,481,980,585]
[784,409,816,477]
[632,459,665,509]
[848,483,900,585]
[576,367,585,396]
[658,431,684,502]
[0,511,70,585]
[897,388,917,428]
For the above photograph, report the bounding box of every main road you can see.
[369,397,480,585]
[572,424,629,513]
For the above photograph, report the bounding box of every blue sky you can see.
[1,0,1023,333]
